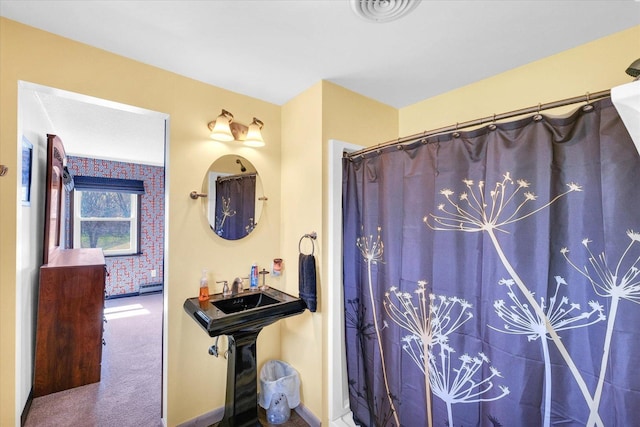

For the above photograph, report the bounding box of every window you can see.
[72,176,144,256]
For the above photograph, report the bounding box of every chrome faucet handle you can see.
[217,280,230,296]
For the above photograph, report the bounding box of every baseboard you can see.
[178,404,320,427]
[176,406,224,427]
[21,388,34,427]
[105,289,163,299]
[105,291,139,299]
[295,403,321,427]
[139,282,164,294]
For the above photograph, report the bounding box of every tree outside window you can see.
[74,190,139,255]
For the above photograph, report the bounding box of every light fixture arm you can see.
[190,191,208,199]
[251,118,264,129]
[220,109,234,122]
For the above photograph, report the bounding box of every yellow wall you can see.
[400,25,640,135]
[279,81,397,422]
[0,18,282,426]
[280,82,324,418]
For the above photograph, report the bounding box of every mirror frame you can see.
[43,134,68,264]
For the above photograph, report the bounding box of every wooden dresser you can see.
[33,248,107,397]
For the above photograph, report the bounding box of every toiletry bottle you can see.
[250,263,258,290]
[199,269,210,302]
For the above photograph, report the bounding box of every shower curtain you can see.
[214,174,256,240]
[342,98,640,426]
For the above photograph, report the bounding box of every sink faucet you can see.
[231,277,244,296]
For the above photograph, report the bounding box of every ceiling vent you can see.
[350,0,420,23]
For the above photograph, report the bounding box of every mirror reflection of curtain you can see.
[342,99,640,426]
[215,174,256,240]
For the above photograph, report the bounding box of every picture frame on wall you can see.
[21,136,33,206]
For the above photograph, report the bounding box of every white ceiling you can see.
[2,1,639,165]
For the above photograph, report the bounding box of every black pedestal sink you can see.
[184,288,306,427]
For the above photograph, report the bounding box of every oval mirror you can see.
[201,155,264,240]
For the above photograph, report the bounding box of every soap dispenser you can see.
[198,269,210,302]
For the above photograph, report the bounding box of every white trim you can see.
[327,139,362,427]
[161,117,170,427]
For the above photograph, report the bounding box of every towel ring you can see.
[298,232,317,256]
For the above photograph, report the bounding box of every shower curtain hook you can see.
[488,113,497,130]
[583,92,594,111]
[452,122,460,138]
[533,103,543,122]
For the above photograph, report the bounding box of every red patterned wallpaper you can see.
[67,157,165,296]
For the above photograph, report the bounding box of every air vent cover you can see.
[350,0,420,23]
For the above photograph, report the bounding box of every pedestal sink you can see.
[184,288,306,427]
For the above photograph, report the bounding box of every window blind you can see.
[73,176,145,194]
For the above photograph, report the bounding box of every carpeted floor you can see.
[24,292,164,427]
[25,292,310,427]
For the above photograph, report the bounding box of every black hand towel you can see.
[299,253,317,312]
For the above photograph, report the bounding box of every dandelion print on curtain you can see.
[214,173,256,240]
[342,98,640,426]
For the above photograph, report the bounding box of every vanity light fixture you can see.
[244,118,265,147]
[208,109,266,147]
[209,109,235,142]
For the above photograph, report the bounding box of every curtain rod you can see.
[217,172,257,182]
[345,89,611,159]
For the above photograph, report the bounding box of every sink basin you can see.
[212,292,279,314]
[184,288,307,337]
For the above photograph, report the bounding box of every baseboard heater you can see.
[139,282,163,294]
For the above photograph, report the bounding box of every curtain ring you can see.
[583,91,594,112]
[452,123,460,138]
[488,113,497,130]
[533,103,543,122]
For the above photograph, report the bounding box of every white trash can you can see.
[259,360,301,424]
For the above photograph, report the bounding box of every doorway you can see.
[16,81,168,425]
